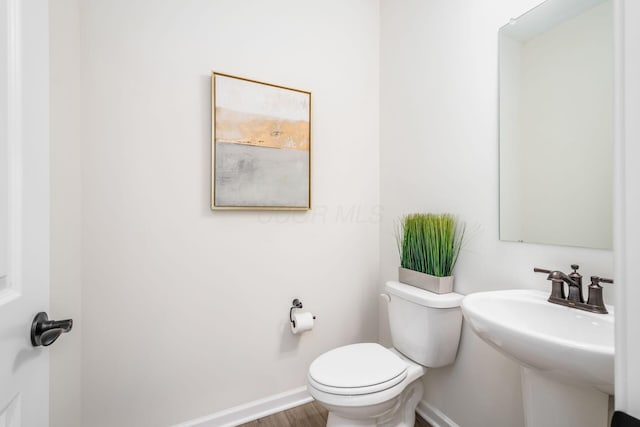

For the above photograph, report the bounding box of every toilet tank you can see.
[385,281,463,368]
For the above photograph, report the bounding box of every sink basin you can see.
[462,289,614,394]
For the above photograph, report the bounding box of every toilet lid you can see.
[308,343,407,395]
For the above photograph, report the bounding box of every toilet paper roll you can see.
[290,311,314,334]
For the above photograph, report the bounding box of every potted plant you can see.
[396,213,465,294]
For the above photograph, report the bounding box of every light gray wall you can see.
[50,1,380,426]
[379,1,614,426]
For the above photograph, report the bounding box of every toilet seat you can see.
[308,343,408,396]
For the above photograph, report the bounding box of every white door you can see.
[0,0,55,426]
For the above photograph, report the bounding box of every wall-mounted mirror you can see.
[499,0,613,249]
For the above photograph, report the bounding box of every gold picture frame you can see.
[211,71,311,210]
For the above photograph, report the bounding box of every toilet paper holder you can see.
[289,298,316,327]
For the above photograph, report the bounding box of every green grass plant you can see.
[396,213,465,277]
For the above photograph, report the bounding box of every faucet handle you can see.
[570,264,579,272]
[586,276,613,314]
[590,276,614,286]
[534,268,566,300]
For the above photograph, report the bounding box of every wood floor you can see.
[237,401,432,427]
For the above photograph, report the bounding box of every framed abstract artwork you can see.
[211,72,311,210]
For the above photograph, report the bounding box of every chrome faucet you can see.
[534,264,612,314]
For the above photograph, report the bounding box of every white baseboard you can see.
[416,400,459,427]
[173,389,453,427]
[172,386,313,427]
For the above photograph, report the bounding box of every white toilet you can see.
[307,280,464,427]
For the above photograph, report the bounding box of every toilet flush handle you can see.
[380,293,391,303]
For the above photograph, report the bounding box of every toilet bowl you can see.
[307,281,464,427]
[307,343,426,426]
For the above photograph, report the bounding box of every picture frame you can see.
[211,71,311,210]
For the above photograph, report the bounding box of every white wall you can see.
[379,1,614,426]
[0,0,7,290]
[614,0,640,419]
[50,1,629,426]
[50,1,380,426]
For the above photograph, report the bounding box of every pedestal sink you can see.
[462,289,613,427]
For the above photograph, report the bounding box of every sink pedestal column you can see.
[521,368,609,427]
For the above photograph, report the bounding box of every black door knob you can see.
[31,312,73,347]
